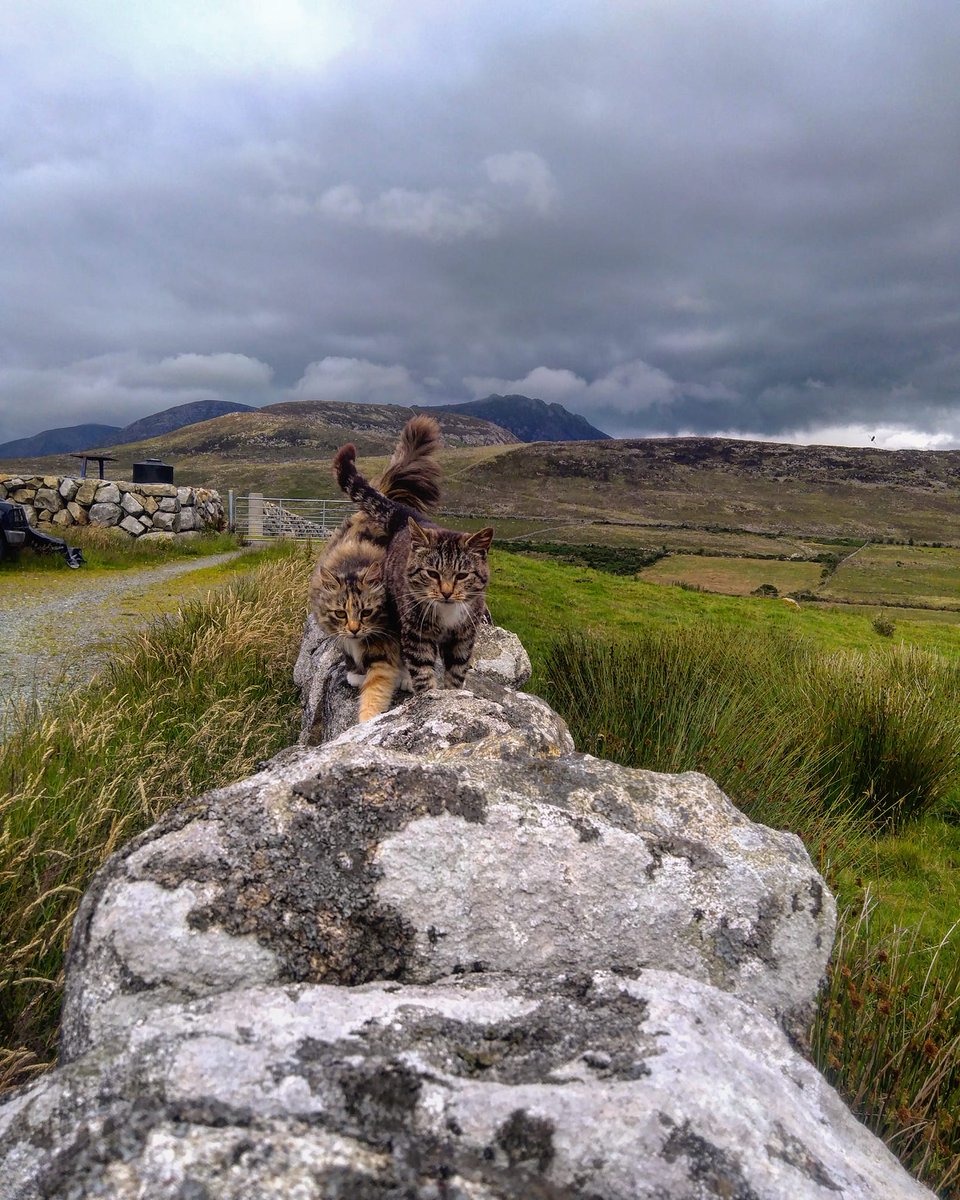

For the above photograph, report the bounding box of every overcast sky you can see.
[3,0,960,448]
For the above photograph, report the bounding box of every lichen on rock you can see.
[0,620,935,1199]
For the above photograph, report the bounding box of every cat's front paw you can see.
[443,671,467,689]
[346,671,366,688]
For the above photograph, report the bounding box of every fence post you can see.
[227,489,235,532]
[248,492,264,539]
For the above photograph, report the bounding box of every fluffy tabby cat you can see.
[308,415,441,720]
[334,442,493,694]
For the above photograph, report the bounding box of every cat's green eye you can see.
[454,572,469,582]
[424,569,441,581]
[334,609,348,619]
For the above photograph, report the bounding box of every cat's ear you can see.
[408,518,431,547]
[362,560,383,584]
[466,527,494,554]
[315,567,339,589]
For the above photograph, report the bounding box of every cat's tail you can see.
[334,443,402,529]
[376,415,441,512]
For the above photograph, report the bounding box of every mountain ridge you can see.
[427,394,610,441]
[0,423,122,459]
[0,400,257,460]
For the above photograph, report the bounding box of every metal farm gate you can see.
[228,492,353,540]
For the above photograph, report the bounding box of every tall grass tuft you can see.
[813,895,960,1195]
[0,543,314,1089]
[806,648,960,830]
[540,628,960,839]
[539,626,857,872]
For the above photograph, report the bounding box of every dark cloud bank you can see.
[2,0,959,449]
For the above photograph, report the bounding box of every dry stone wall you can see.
[0,475,224,539]
[0,622,935,1198]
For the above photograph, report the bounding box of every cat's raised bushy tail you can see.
[335,441,423,534]
[375,414,441,512]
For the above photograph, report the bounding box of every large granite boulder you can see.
[0,970,930,1199]
[59,683,831,1059]
[0,624,933,1198]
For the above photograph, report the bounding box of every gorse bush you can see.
[494,540,665,575]
[873,611,897,637]
[0,544,313,1089]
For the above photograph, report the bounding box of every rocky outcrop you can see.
[295,617,534,745]
[0,476,224,538]
[0,625,933,1198]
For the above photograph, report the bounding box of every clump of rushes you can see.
[541,629,960,837]
[805,646,960,830]
[813,895,960,1196]
[0,543,314,1089]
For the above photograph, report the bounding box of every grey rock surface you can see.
[296,615,532,745]
[61,672,831,1058]
[0,623,931,1198]
[0,971,931,1198]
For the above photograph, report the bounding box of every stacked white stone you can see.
[0,474,225,538]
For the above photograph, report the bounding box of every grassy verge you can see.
[1,528,241,573]
[0,542,314,1089]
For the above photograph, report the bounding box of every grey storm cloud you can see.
[2,0,960,449]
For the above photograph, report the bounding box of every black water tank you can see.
[132,458,174,485]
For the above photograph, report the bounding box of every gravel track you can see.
[0,551,248,719]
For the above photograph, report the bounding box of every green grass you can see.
[538,628,960,834]
[638,551,824,595]
[1,527,241,573]
[823,543,960,609]
[486,551,960,677]
[0,542,314,1089]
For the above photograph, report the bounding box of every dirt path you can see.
[0,551,250,719]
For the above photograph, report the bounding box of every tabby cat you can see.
[334,442,493,694]
[308,415,440,720]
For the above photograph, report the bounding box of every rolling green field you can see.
[637,552,824,595]
[486,550,960,668]
[822,543,960,609]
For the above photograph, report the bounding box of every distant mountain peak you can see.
[0,400,258,460]
[427,394,610,442]
[0,423,122,460]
